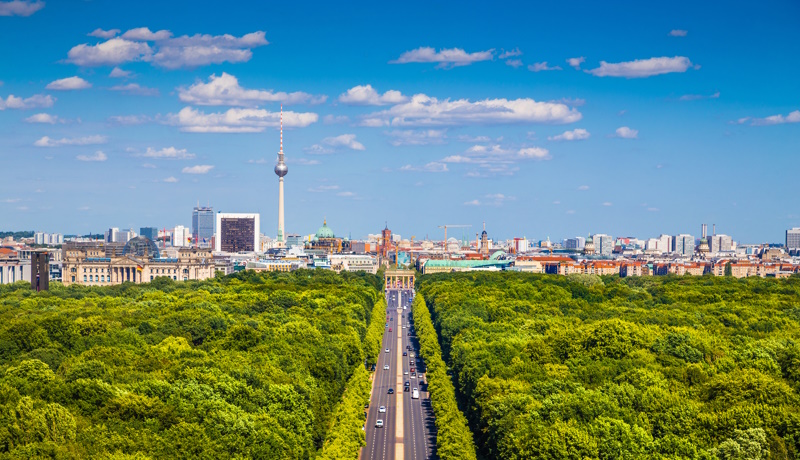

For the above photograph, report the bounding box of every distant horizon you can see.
[1,1,798,243]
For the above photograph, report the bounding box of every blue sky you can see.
[1,0,798,243]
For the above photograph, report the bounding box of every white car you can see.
[376,419,384,428]
[411,374,415,379]
[404,371,408,375]
[402,325,406,329]
[379,406,386,413]
[383,364,390,370]
[385,348,390,353]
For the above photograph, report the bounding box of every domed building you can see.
[583,234,595,255]
[307,219,350,254]
[122,236,160,258]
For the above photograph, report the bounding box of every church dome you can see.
[315,220,335,239]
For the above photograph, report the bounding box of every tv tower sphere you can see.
[274,161,288,177]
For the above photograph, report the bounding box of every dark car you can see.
[404,381,410,386]
[404,386,409,392]
[403,352,407,356]
[388,388,394,394]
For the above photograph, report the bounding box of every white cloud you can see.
[109,67,132,78]
[338,84,407,106]
[110,83,159,96]
[567,57,585,69]
[385,129,446,146]
[441,144,550,176]
[108,114,151,125]
[528,62,562,72]
[578,185,590,190]
[743,110,800,126]
[0,93,54,110]
[67,30,268,69]
[680,91,720,101]
[182,164,214,174]
[178,72,324,106]
[518,147,550,159]
[548,128,590,141]
[390,47,494,68]
[167,106,318,133]
[89,28,120,39]
[121,27,172,41]
[163,176,179,183]
[602,201,612,206]
[505,59,523,68]
[46,76,92,90]
[34,135,107,147]
[588,56,694,78]
[67,38,153,66]
[360,94,581,127]
[142,146,195,159]
[669,29,688,37]
[0,0,44,16]
[400,162,449,173]
[464,199,481,206]
[308,134,365,154]
[499,48,522,59]
[613,126,638,138]
[24,113,62,124]
[76,150,107,162]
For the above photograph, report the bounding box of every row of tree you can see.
[412,293,477,460]
[0,269,382,459]
[364,298,388,367]
[418,272,800,459]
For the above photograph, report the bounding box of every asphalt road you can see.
[364,289,436,460]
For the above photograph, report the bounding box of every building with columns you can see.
[62,238,214,286]
[385,268,415,290]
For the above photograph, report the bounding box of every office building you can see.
[672,234,695,256]
[192,206,215,243]
[173,225,191,247]
[565,237,585,250]
[593,234,614,255]
[787,228,800,250]
[34,232,63,246]
[105,227,119,243]
[710,234,733,254]
[31,251,49,291]
[215,213,260,253]
[140,227,158,243]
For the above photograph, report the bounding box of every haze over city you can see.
[1,0,799,243]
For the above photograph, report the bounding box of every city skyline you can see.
[1,1,799,243]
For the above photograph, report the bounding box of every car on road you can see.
[376,419,384,428]
[404,371,408,375]
[388,388,394,394]
[403,352,407,356]
[411,374,415,379]
[404,386,409,392]
[412,388,419,399]
[385,348,390,353]
[404,381,409,387]
[383,364,390,370]
[379,406,386,413]
[389,328,392,332]
[402,325,406,329]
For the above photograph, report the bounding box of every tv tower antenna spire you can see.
[274,104,288,244]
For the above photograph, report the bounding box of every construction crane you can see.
[438,224,471,255]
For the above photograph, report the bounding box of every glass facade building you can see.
[192,206,215,243]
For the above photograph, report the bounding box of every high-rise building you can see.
[565,237,586,250]
[672,234,695,256]
[105,227,120,243]
[118,229,137,244]
[140,227,158,242]
[710,234,733,253]
[593,234,614,255]
[274,106,288,244]
[787,228,800,249]
[173,225,191,247]
[34,232,63,246]
[31,251,49,291]
[192,206,215,244]
[215,213,260,253]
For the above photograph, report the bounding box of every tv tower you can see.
[274,105,288,244]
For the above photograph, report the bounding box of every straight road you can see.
[364,300,398,460]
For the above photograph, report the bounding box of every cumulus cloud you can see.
[499,48,522,59]
[390,46,494,68]
[441,144,550,176]
[34,135,107,147]
[24,113,63,124]
[142,146,195,159]
[67,29,268,69]
[613,126,638,138]
[567,57,585,69]
[669,29,688,37]
[308,134,365,153]
[89,28,120,39]
[163,176,178,183]
[744,110,800,126]
[46,76,92,90]
[588,56,694,78]
[505,59,523,68]
[680,91,720,101]
[338,84,407,106]
[167,106,318,133]
[109,83,159,96]
[360,94,581,127]
[385,129,446,146]
[0,93,54,110]
[182,164,214,174]
[548,128,590,141]
[109,67,132,78]
[0,0,44,16]
[179,73,324,106]
[528,62,562,72]
[76,150,107,162]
